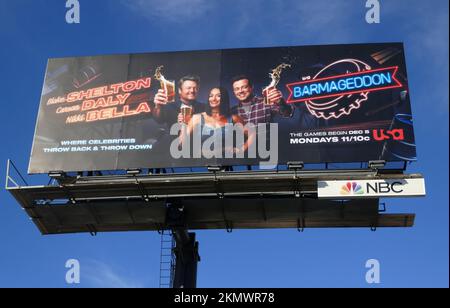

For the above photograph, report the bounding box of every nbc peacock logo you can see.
[340,182,364,195]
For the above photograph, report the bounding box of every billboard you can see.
[29,43,416,173]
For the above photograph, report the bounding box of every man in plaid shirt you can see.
[230,75,294,125]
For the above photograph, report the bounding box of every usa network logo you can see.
[340,182,364,195]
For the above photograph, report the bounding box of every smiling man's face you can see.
[232,79,253,102]
[179,80,198,103]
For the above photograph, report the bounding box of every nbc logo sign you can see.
[340,182,364,195]
[318,179,426,198]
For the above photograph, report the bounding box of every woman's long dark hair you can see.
[206,87,231,117]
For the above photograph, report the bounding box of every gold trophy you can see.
[263,63,291,105]
[154,65,175,103]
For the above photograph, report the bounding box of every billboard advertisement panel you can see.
[29,43,416,173]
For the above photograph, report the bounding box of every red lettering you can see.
[78,89,92,100]
[373,129,405,141]
[82,101,152,123]
[82,100,95,111]
[91,87,106,98]
[388,129,404,141]
[373,129,388,141]
[116,93,131,105]
[100,108,114,119]
[136,77,152,89]
[123,81,136,92]
[94,97,108,108]
[135,102,151,113]
[67,92,80,103]
[86,111,98,122]
[123,105,133,116]
[109,83,122,94]
[66,78,152,104]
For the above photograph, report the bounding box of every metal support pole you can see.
[166,201,200,288]
[172,231,200,288]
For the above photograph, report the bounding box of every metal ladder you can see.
[159,230,176,288]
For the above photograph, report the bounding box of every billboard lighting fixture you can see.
[400,90,408,101]
[126,168,141,175]
[368,160,386,170]
[48,171,66,178]
[207,166,222,172]
[288,161,304,170]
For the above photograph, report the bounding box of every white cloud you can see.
[83,260,144,288]
[121,0,213,23]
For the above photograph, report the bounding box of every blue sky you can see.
[0,0,448,288]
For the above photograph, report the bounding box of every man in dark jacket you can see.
[153,75,205,126]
